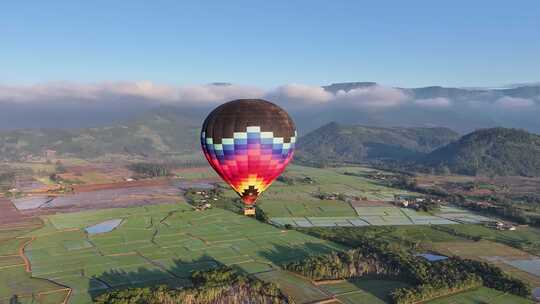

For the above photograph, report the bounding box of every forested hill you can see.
[419,128,540,177]
[0,107,203,160]
[295,122,459,165]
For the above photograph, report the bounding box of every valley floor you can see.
[0,162,539,303]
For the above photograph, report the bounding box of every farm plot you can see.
[373,225,466,244]
[319,279,410,304]
[16,183,185,213]
[270,217,369,228]
[57,162,133,185]
[442,224,540,255]
[12,197,53,211]
[505,259,540,277]
[434,206,493,224]
[269,205,464,228]
[172,167,218,180]
[0,220,69,303]
[429,240,531,260]
[259,165,411,219]
[255,270,331,304]
[0,198,35,225]
[426,286,533,304]
[23,203,344,303]
[428,240,540,294]
[260,166,481,228]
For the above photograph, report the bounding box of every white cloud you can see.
[334,85,409,108]
[266,84,409,109]
[494,96,535,109]
[414,97,451,108]
[267,84,333,104]
[0,81,264,105]
[0,82,410,110]
[0,81,536,116]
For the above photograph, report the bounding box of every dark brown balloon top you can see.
[202,99,296,144]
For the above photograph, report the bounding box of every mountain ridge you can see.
[295,122,460,165]
[418,127,540,176]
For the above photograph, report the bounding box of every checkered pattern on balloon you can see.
[201,126,296,205]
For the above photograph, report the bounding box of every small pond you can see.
[85,219,123,234]
[415,253,448,262]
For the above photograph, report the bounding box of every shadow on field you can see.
[259,242,335,265]
[88,254,222,300]
[87,242,337,300]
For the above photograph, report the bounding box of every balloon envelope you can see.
[201,99,296,205]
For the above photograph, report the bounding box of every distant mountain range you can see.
[1,81,539,176]
[295,122,459,164]
[323,82,540,99]
[2,106,540,177]
[295,82,540,134]
[0,82,539,133]
[0,107,202,161]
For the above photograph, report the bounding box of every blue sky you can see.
[1,1,539,87]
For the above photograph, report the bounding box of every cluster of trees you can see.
[313,191,348,201]
[285,231,530,304]
[391,257,530,303]
[94,267,290,304]
[184,187,251,215]
[255,205,270,223]
[277,175,315,185]
[185,188,221,206]
[283,241,418,282]
[129,163,171,178]
[0,171,15,192]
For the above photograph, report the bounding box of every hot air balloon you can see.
[201,99,296,215]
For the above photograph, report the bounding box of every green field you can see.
[2,164,535,303]
[256,270,331,304]
[319,279,410,304]
[0,219,70,304]
[174,167,218,179]
[22,203,345,303]
[269,207,465,228]
[259,165,411,218]
[258,165,489,228]
[363,225,465,244]
[426,287,534,303]
[442,224,540,255]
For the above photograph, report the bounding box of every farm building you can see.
[43,149,57,160]
[485,220,516,231]
[393,194,424,207]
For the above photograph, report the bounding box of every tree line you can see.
[284,230,530,304]
[94,267,291,304]
[128,162,171,178]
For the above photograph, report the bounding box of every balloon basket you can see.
[243,206,256,216]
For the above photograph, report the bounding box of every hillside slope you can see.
[295,122,459,165]
[0,107,202,160]
[419,128,540,176]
